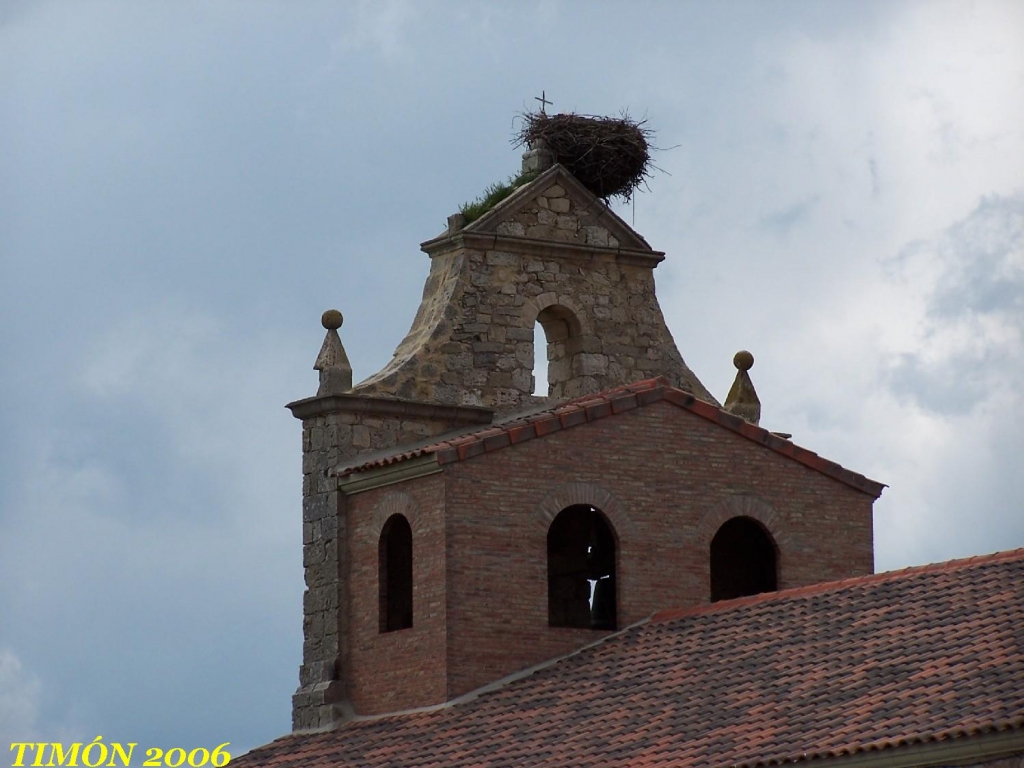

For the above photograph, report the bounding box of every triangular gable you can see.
[337,378,885,497]
[463,164,654,252]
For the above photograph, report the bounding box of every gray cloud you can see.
[885,192,1023,415]
[930,194,1024,319]
[758,195,822,235]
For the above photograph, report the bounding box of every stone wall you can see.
[288,396,490,731]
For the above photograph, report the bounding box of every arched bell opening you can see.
[379,514,413,632]
[547,505,617,630]
[710,516,778,602]
[533,304,583,398]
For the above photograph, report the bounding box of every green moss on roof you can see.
[459,169,539,224]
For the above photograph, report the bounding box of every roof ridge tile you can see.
[335,377,885,496]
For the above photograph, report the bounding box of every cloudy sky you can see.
[2,0,1023,760]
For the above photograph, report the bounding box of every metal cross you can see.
[534,90,552,115]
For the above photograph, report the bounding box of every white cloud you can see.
[794,192,1024,568]
[884,192,1023,413]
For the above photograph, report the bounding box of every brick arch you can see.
[533,482,635,538]
[521,293,593,337]
[371,491,424,538]
[695,495,790,552]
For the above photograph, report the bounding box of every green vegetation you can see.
[459,169,539,223]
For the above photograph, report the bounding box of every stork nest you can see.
[513,111,654,201]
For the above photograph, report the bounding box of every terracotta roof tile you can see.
[235,549,1024,768]
[337,378,885,497]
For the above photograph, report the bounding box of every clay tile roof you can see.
[234,548,1024,768]
[337,378,885,497]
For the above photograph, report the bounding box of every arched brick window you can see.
[379,514,413,632]
[710,516,777,602]
[547,505,616,630]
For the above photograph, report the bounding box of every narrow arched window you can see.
[532,320,548,396]
[548,505,616,630]
[710,516,777,602]
[379,514,413,632]
[533,304,582,399]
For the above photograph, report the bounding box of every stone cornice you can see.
[285,392,494,424]
[420,230,665,268]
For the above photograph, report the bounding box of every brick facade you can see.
[337,400,874,716]
[347,480,449,715]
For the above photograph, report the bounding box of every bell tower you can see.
[286,147,723,730]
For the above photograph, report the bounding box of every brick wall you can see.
[346,476,448,714]
[340,400,874,715]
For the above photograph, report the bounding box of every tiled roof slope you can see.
[236,549,1024,768]
[339,378,885,497]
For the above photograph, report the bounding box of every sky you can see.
[2,0,1023,760]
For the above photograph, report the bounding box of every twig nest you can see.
[514,112,653,201]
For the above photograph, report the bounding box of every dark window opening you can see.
[548,505,617,630]
[710,516,777,602]
[379,514,413,632]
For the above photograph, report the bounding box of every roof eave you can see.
[337,452,443,495]
[743,724,1024,768]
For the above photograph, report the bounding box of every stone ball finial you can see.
[321,309,344,330]
[733,350,754,371]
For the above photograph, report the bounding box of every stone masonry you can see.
[286,392,491,730]
[354,164,717,412]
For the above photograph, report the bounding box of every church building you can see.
[234,137,1024,767]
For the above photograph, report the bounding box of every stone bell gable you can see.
[353,163,717,411]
